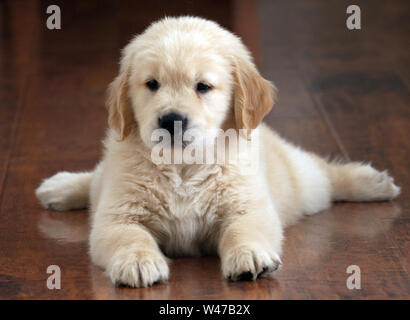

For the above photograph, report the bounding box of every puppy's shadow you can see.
[37,210,89,243]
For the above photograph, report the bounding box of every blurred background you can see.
[0,0,409,299]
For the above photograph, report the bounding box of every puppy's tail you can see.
[35,171,94,211]
[326,161,400,202]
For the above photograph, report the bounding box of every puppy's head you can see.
[107,16,276,148]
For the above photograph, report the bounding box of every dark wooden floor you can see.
[0,0,409,299]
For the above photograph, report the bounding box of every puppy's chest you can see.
[136,166,222,255]
[153,166,221,219]
[125,164,223,222]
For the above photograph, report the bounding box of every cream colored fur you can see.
[35,17,400,287]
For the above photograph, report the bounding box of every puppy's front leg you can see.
[219,202,283,281]
[90,214,169,288]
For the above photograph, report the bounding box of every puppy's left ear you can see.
[107,36,144,141]
[232,57,276,137]
[106,57,135,141]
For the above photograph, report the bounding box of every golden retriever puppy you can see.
[36,16,400,287]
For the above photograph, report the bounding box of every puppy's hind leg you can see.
[35,171,93,211]
[327,161,401,202]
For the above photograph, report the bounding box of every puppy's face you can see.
[107,17,275,150]
[129,42,233,148]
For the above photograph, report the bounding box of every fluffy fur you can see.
[36,17,400,287]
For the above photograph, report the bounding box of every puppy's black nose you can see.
[158,113,187,136]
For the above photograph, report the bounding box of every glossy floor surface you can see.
[0,0,409,299]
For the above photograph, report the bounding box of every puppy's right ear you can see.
[106,68,134,141]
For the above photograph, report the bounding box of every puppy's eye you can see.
[196,82,212,94]
[146,79,159,91]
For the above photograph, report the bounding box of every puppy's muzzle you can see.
[158,113,188,136]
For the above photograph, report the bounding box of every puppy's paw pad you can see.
[108,249,169,288]
[222,245,281,282]
[237,271,254,281]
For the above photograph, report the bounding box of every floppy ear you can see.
[232,57,276,137]
[106,68,134,141]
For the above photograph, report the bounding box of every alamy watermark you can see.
[46,265,61,289]
[46,5,61,30]
[150,122,261,168]
[346,5,361,30]
[346,265,361,290]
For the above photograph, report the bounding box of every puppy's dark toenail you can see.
[238,271,254,281]
[258,266,269,277]
[115,282,128,288]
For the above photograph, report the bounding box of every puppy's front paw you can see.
[108,248,169,288]
[221,244,281,281]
